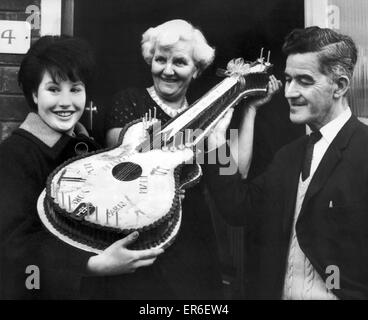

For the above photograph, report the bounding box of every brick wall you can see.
[0,0,40,142]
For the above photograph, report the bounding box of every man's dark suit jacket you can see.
[205,115,368,299]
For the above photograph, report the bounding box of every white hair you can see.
[141,19,215,75]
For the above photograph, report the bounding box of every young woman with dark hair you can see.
[0,35,162,299]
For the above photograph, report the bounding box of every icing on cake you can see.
[42,143,199,250]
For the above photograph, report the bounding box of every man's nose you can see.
[284,81,300,99]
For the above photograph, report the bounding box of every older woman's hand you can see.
[207,108,234,151]
[207,75,282,152]
[247,75,283,112]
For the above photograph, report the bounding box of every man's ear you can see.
[333,75,350,98]
[32,92,38,105]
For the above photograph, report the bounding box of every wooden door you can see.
[0,0,40,142]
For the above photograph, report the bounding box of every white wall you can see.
[41,0,61,36]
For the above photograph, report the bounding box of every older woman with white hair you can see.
[105,19,215,145]
[104,19,224,300]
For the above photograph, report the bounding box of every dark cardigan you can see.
[0,112,99,299]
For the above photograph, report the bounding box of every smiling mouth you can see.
[53,111,75,118]
[161,78,177,83]
[289,101,307,107]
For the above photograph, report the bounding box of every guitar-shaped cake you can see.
[37,53,273,253]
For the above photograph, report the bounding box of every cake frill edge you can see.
[44,144,183,250]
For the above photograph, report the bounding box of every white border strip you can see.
[304,0,328,27]
[40,0,62,36]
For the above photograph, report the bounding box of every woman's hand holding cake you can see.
[87,232,164,276]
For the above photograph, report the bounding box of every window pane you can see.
[328,0,368,117]
[305,0,368,118]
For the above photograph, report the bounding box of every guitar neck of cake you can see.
[156,77,240,144]
[157,72,269,148]
[136,57,272,152]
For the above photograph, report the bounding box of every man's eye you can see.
[299,79,313,85]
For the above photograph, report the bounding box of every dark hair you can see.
[282,26,358,81]
[18,35,96,111]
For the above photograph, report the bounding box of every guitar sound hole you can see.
[112,162,142,181]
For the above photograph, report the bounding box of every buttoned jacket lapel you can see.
[299,115,358,217]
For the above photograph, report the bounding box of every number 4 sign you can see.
[0,20,31,54]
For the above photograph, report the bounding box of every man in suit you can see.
[205,26,368,299]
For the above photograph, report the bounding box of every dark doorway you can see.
[73,0,304,146]
[73,0,305,298]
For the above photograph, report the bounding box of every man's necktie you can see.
[301,131,322,181]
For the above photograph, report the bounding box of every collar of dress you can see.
[146,86,189,118]
[19,112,89,147]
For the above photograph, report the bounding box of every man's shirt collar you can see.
[308,107,352,144]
